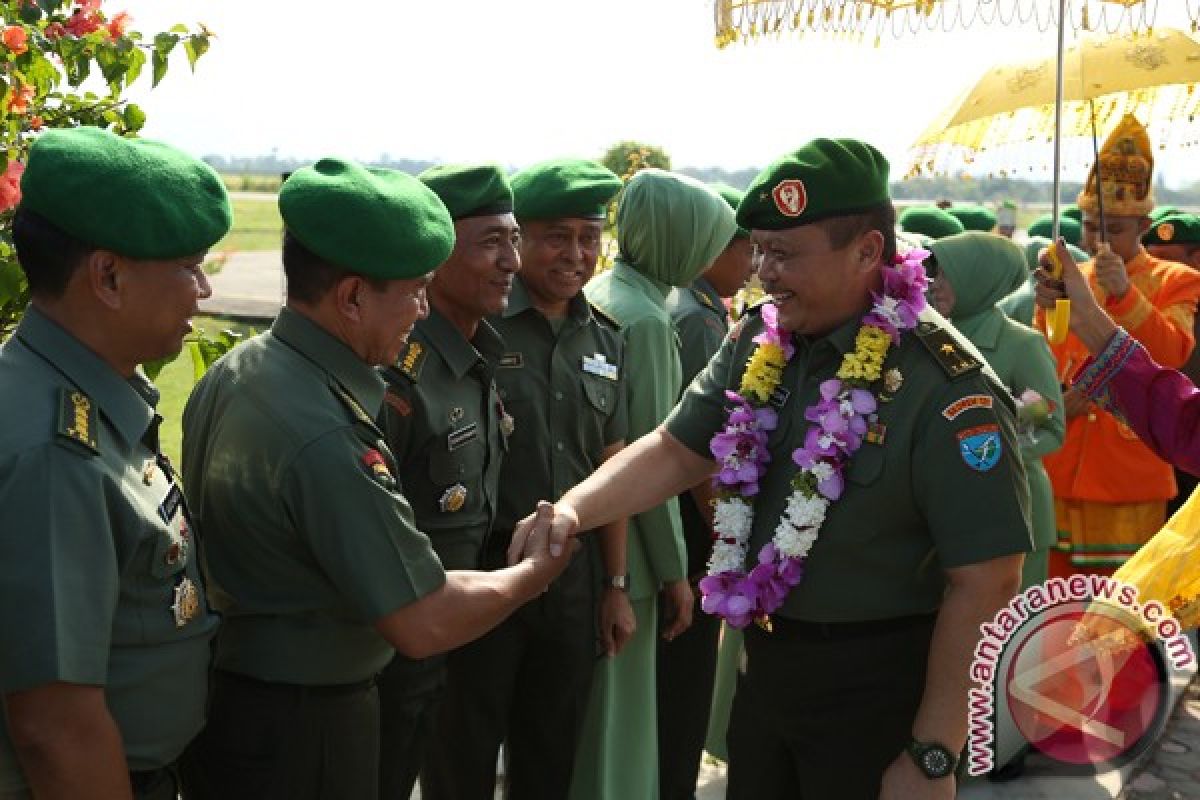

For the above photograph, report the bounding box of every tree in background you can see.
[601,140,671,182]
[0,0,213,340]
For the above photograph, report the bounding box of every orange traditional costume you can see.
[1036,115,1200,575]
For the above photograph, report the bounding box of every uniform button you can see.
[556,442,564,451]
[1087,412,1097,422]
[555,391,564,401]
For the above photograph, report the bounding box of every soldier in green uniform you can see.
[377,164,520,800]
[510,139,1031,800]
[180,158,571,800]
[658,182,757,800]
[420,158,632,799]
[0,127,230,800]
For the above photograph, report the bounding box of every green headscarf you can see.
[929,232,1027,342]
[616,168,736,287]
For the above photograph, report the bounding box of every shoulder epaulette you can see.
[331,383,376,428]
[691,287,719,311]
[394,340,427,383]
[589,303,621,330]
[56,387,99,454]
[914,320,982,379]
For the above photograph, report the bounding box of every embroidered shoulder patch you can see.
[361,448,396,489]
[397,341,427,381]
[941,394,994,420]
[384,392,412,417]
[56,388,98,454]
[915,322,981,379]
[957,424,1002,472]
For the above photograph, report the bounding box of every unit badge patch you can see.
[957,424,1002,472]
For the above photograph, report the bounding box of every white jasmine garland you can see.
[708,498,753,574]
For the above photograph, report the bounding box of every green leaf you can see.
[19,4,43,24]
[170,24,189,34]
[122,102,145,132]
[95,44,124,86]
[151,50,168,88]
[36,0,65,13]
[154,32,179,55]
[182,35,209,72]
[123,46,145,87]
[24,51,60,95]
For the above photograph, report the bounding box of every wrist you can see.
[602,573,630,591]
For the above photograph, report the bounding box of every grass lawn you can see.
[215,194,282,254]
[155,316,259,467]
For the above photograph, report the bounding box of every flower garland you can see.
[699,248,930,628]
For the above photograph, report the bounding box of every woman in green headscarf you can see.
[928,231,1066,589]
[573,168,736,800]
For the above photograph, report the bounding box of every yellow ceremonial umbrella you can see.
[711,0,1192,342]
[910,28,1200,177]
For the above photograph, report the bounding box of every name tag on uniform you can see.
[499,352,523,368]
[158,484,184,525]
[447,422,479,451]
[582,353,618,381]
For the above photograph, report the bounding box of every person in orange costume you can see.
[1036,114,1200,577]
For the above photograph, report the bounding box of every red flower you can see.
[106,11,131,39]
[0,161,25,213]
[2,25,28,56]
[44,22,66,40]
[28,115,42,130]
[7,83,34,115]
[65,8,103,37]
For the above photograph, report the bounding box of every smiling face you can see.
[357,273,431,367]
[429,213,521,328]
[752,224,879,335]
[517,217,604,315]
[117,251,212,363]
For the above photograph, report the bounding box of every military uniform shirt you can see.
[665,309,1033,622]
[381,307,506,570]
[667,277,729,392]
[0,307,217,784]
[667,278,730,577]
[182,308,445,686]
[490,277,627,542]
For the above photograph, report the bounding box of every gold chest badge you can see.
[439,483,468,513]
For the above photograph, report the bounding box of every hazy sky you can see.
[117,0,1200,183]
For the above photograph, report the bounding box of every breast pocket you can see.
[582,376,617,416]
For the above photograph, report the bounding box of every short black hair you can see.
[815,202,897,265]
[283,231,388,304]
[11,208,93,299]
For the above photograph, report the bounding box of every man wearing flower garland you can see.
[509,138,1031,799]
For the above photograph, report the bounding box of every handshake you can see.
[508,500,582,567]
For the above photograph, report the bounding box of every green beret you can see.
[898,206,964,240]
[510,158,622,221]
[20,126,231,259]
[1150,205,1181,223]
[945,205,997,232]
[1027,214,1082,247]
[280,158,454,280]
[710,182,750,238]
[736,138,890,231]
[418,163,512,220]
[1144,213,1200,245]
[1061,204,1083,223]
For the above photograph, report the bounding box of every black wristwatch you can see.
[603,574,629,591]
[906,737,957,779]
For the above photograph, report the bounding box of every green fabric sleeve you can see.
[1010,330,1066,463]
[284,431,446,620]
[675,310,726,392]
[623,315,687,585]
[664,326,738,459]
[0,446,116,692]
[605,366,629,446]
[912,379,1034,569]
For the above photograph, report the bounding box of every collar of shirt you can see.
[419,305,504,379]
[15,305,157,449]
[793,313,861,370]
[502,275,591,327]
[271,307,386,417]
[693,277,729,322]
[611,260,671,305]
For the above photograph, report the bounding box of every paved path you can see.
[200,250,283,320]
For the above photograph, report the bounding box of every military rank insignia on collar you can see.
[915,322,981,379]
[692,288,717,310]
[398,341,427,381]
[361,448,396,489]
[56,388,99,454]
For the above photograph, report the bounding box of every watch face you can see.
[921,747,953,778]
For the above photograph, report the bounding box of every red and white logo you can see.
[772,179,807,218]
